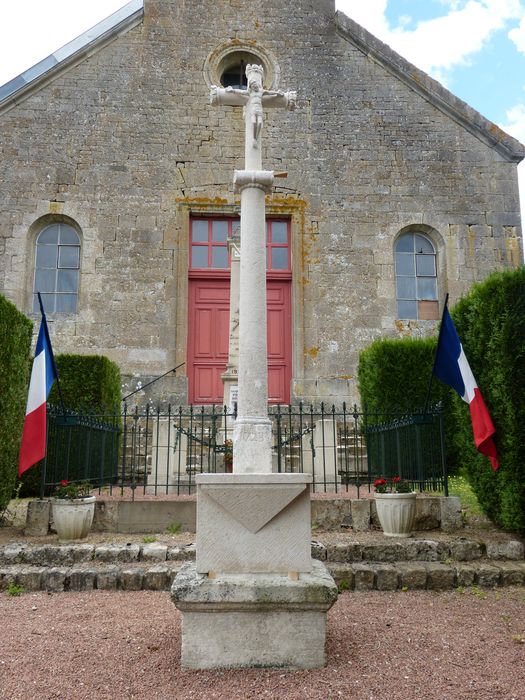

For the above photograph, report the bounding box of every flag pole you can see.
[37,292,67,416]
[424,293,449,413]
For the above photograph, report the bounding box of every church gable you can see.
[0,0,522,406]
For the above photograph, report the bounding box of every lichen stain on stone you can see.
[229,37,257,47]
[266,195,307,211]
[467,225,476,259]
[395,319,410,336]
[305,346,319,360]
[48,202,64,215]
[504,236,521,267]
[488,122,507,143]
[175,196,229,206]
[334,375,353,380]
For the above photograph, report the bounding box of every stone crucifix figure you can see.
[211,65,296,473]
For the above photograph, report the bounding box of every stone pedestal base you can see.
[171,560,338,669]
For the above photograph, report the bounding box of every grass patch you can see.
[6,583,24,597]
[445,472,486,524]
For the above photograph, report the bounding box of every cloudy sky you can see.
[0,0,524,230]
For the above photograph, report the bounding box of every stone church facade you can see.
[0,0,523,406]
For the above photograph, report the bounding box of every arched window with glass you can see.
[395,232,439,320]
[33,223,81,313]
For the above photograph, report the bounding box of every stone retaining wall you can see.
[1,538,523,594]
[25,495,463,536]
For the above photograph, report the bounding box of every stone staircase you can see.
[1,536,523,594]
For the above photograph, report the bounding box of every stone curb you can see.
[0,560,524,594]
[1,539,523,568]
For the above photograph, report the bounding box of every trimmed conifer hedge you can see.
[451,267,525,533]
[0,295,33,512]
[49,354,121,413]
[358,337,439,411]
[19,354,121,496]
[357,336,456,469]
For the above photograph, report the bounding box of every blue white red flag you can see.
[18,311,58,476]
[433,306,499,470]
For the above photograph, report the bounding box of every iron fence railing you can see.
[41,403,447,497]
[40,405,121,498]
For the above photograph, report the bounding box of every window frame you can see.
[32,222,81,314]
[395,232,439,321]
[189,216,291,279]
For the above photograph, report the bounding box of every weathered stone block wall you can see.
[0,0,522,405]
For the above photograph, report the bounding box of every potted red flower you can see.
[373,476,416,537]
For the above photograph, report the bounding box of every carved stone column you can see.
[232,169,274,474]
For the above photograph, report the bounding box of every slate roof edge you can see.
[335,10,525,164]
[0,0,144,115]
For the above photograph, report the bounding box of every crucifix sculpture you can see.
[211,65,296,473]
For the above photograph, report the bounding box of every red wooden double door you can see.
[187,218,292,405]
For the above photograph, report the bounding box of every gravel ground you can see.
[1,587,524,700]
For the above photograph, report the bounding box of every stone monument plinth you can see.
[172,560,337,670]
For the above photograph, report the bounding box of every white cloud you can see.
[502,102,525,143]
[336,0,390,35]
[336,1,525,82]
[509,15,525,53]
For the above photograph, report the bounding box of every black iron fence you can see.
[41,403,447,497]
[40,405,121,499]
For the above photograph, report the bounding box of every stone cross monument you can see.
[212,65,296,472]
[171,65,337,671]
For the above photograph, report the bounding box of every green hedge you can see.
[0,296,33,512]
[19,354,121,496]
[49,354,121,414]
[357,336,456,469]
[451,267,525,532]
[358,337,440,411]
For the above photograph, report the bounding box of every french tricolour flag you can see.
[18,309,58,476]
[433,305,499,470]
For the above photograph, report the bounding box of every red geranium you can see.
[54,480,92,500]
[374,475,412,493]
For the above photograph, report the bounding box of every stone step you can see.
[312,538,525,564]
[0,559,524,594]
[1,538,523,568]
[327,560,525,591]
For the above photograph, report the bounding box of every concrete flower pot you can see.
[51,496,96,542]
[374,492,416,537]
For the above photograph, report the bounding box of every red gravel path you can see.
[1,588,524,699]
